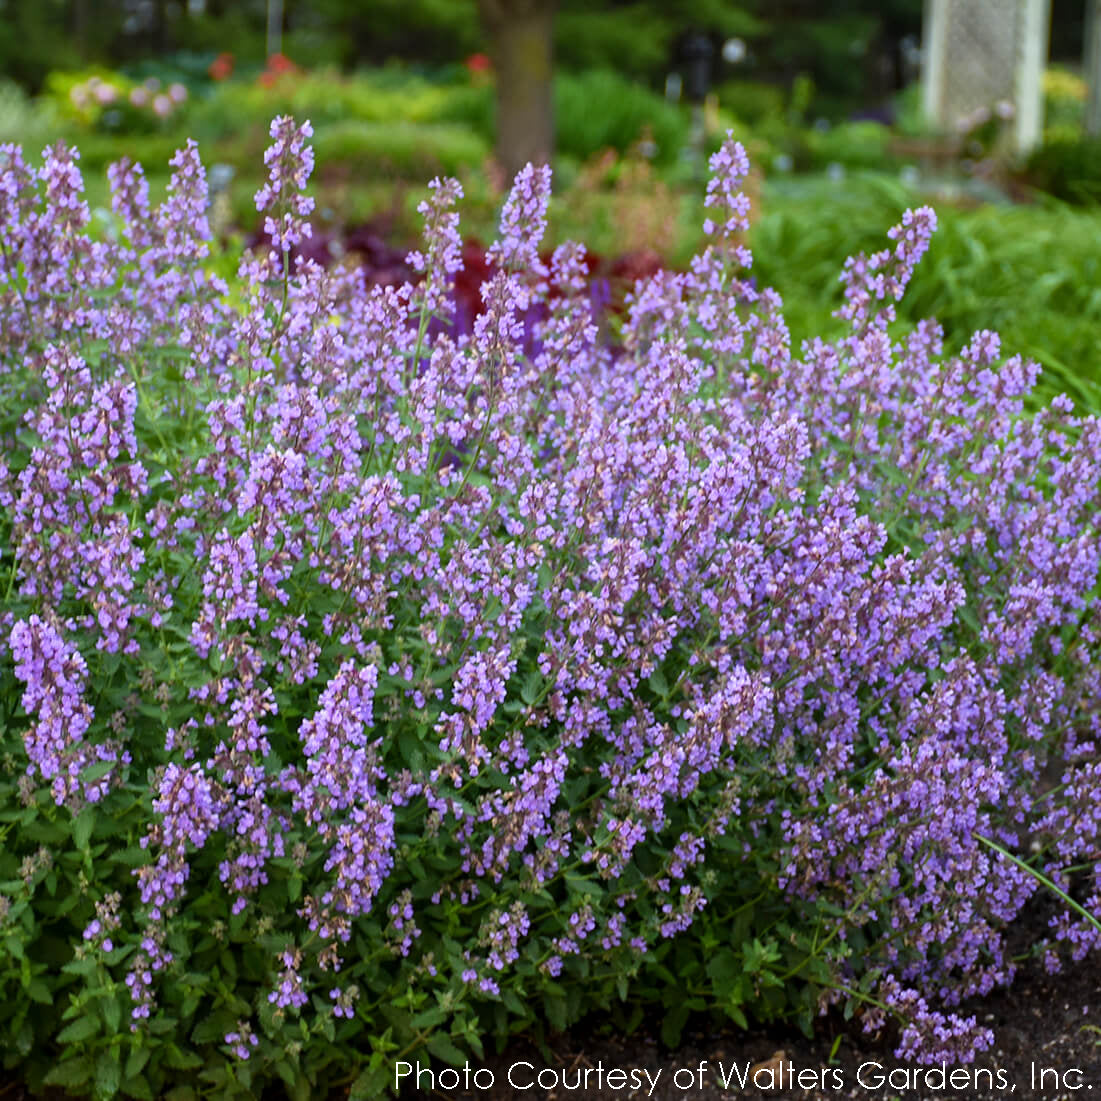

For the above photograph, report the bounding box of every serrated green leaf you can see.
[58,1013,101,1044]
[73,805,96,851]
[45,1056,94,1088]
[27,978,52,1004]
[426,1031,466,1066]
[349,1061,388,1101]
[83,760,115,783]
[23,817,66,844]
[62,955,98,977]
[191,1009,234,1046]
[164,1086,198,1101]
[125,1047,151,1079]
[111,847,150,867]
[289,1070,311,1101]
[163,1043,203,1070]
[122,1073,154,1100]
[397,728,425,770]
[102,994,123,1034]
[648,667,669,696]
[543,992,567,1032]
[520,668,542,705]
[95,1050,121,1098]
[706,947,739,987]
[411,1004,447,1029]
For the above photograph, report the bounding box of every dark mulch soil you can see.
[395,958,1100,1101]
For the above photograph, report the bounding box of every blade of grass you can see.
[975,834,1101,935]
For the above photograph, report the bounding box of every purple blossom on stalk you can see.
[487,163,551,278]
[224,1021,260,1060]
[255,117,315,253]
[136,762,221,921]
[9,614,125,806]
[407,177,464,315]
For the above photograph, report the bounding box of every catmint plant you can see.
[0,119,1097,1099]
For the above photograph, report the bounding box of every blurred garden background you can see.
[1,0,1099,407]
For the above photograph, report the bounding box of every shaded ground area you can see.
[398,958,1100,1101]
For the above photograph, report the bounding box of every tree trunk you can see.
[71,0,90,61]
[477,0,556,182]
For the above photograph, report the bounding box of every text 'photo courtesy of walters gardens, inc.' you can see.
[395,1057,1097,1096]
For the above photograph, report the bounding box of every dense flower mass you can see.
[0,119,1098,1096]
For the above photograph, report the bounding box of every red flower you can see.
[257,53,300,88]
[208,52,234,82]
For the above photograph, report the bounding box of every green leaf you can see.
[125,1048,151,1079]
[83,760,115,783]
[44,1055,94,1088]
[102,993,123,1034]
[122,1074,154,1100]
[73,805,96,851]
[62,955,98,977]
[661,1003,690,1048]
[349,1060,389,1101]
[58,1013,101,1044]
[163,1044,203,1070]
[191,1009,235,1045]
[95,1051,121,1098]
[543,991,567,1032]
[648,667,669,696]
[27,979,52,1004]
[397,728,425,770]
[706,947,739,987]
[23,817,66,844]
[110,847,150,867]
[289,1070,312,1101]
[520,668,542,705]
[164,1086,198,1101]
[411,1004,447,1030]
[426,1031,466,1066]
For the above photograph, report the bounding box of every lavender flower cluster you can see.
[0,118,1098,1079]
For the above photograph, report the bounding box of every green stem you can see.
[975,834,1101,934]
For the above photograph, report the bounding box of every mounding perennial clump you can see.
[0,119,1099,1099]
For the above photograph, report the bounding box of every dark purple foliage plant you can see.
[0,119,1098,1099]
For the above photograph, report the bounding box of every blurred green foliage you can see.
[750,174,1101,411]
[1025,137,1101,205]
[554,70,688,166]
[0,0,925,118]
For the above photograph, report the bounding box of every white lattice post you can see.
[921,0,1050,152]
[1086,0,1101,137]
[1015,0,1051,152]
